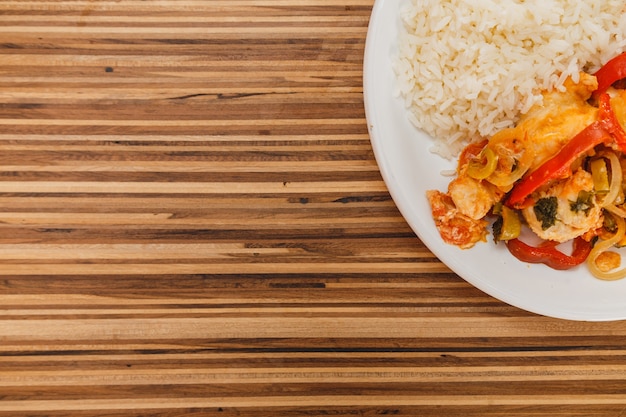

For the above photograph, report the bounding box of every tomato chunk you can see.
[592,51,626,101]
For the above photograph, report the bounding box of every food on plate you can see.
[427,52,626,280]
[394,0,626,159]
[394,0,626,279]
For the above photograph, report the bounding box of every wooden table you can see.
[2,1,626,416]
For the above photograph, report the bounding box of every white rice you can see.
[394,0,626,159]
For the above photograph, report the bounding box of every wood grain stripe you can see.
[3,395,626,412]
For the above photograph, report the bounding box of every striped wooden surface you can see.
[2,1,626,416]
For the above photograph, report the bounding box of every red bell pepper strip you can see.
[505,236,593,270]
[592,51,626,101]
[505,120,611,209]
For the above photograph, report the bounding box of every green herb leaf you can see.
[534,197,558,230]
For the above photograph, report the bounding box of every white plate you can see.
[363,0,626,321]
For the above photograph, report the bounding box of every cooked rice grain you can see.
[394,0,626,158]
